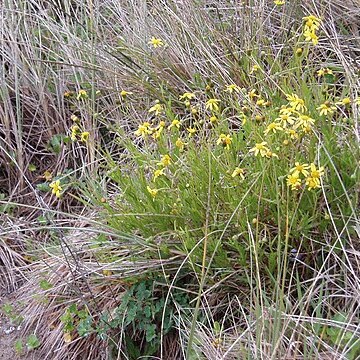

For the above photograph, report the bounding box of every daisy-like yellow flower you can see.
[290,162,309,177]
[135,122,152,137]
[248,89,260,100]
[303,15,321,32]
[205,98,221,112]
[317,68,333,77]
[148,102,164,116]
[265,151,279,159]
[256,99,266,107]
[274,0,285,5]
[77,89,88,100]
[153,168,165,182]
[336,97,351,106]
[224,84,240,94]
[217,134,232,150]
[70,125,80,141]
[287,129,299,140]
[157,154,171,167]
[249,64,260,74]
[80,131,89,142]
[305,176,320,190]
[175,138,186,151]
[120,90,133,98]
[249,142,269,157]
[303,29,319,45]
[168,119,181,130]
[187,127,196,137]
[309,163,325,179]
[286,94,307,112]
[179,92,195,101]
[279,106,297,116]
[317,102,336,116]
[231,167,245,179]
[147,186,159,198]
[264,122,283,135]
[49,180,62,198]
[148,37,164,48]
[276,114,295,128]
[294,114,315,130]
[287,173,301,190]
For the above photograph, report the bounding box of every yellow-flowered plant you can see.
[286,94,307,112]
[80,131,90,142]
[168,119,181,130]
[49,180,62,198]
[148,37,164,48]
[157,154,171,167]
[135,122,152,137]
[149,102,164,116]
[216,134,232,150]
[224,84,240,94]
[205,98,221,112]
[302,15,321,45]
[147,186,158,198]
[153,168,165,182]
[317,102,336,116]
[179,92,195,101]
[317,68,333,77]
[187,128,196,137]
[249,142,270,157]
[264,122,283,135]
[231,167,245,179]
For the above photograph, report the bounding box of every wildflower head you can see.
[168,119,181,130]
[135,122,152,137]
[175,138,186,151]
[264,122,283,135]
[187,127,196,137]
[148,37,164,48]
[205,98,221,112]
[224,84,240,94]
[303,29,319,45]
[179,92,195,101]
[290,162,309,177]
[287,173,301,190]
[231,167,245,179]
[153,168,165,182]
[286,94,307,112]
[80,131,90,142]
[120,90,133,98]
[148,102,164,116]
[147,186,159,198]
[77,89,88,100]
[317,102,336,116]
[158,154,171,167]
[49,180,62,198]
[317,68,333,77]
[217,134,232,150]
[249,142,269,157]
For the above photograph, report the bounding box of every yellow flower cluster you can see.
[69,116,90,142]
[303,15,321,45]
[49,180,62,198]
[287,162,324,191]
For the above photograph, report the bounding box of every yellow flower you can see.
[120,90,133,98]
[295,47,303,56]
[256,99,266,106]
[248,89,260,100]
[135,122,152,137]
[317,68,333,77]
[249,64,260,74]
[175,138,186,151]
[249,142,269,157]
[49,180,62,198]
[274,0,285,5]
[295,114,315,130]
[264,122,283,135]
[70,125,80,141]
[303,15,321,32]
[70,114,80,123]
[303,29,319,45]
[309,163,324,179]
[216,134,232,150]
[336,97,351,106]
[279,106,297,116]
[265,151,279,159]
[290,162,309,177]
[287,129,299,140]
[168,119,181,130]
[224,84,240,94]
[231,167,245,179]
[287,173,301,190]
[179,92,195,101]
[286,94,307,112]
[153,168,165,182]
[77,89,88,100]
[147,186,159,198]
[187,127,196,137]
[305,176,320,190]
[276,114,295,127]
[80,131,89,142]
[43,170,52,181]
[205,98,221,112]
[148,37,164,48]
[148,102,163,116]
[317,102,336,116]
[158,154,171,167]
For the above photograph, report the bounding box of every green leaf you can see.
[14,339,23,355]
[39,279,53,290]
[26,334,40,351]
[145,323,157,342]
[29,164,37,172]
[36,182,50,192]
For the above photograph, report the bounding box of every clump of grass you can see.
[1,0,359,359]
